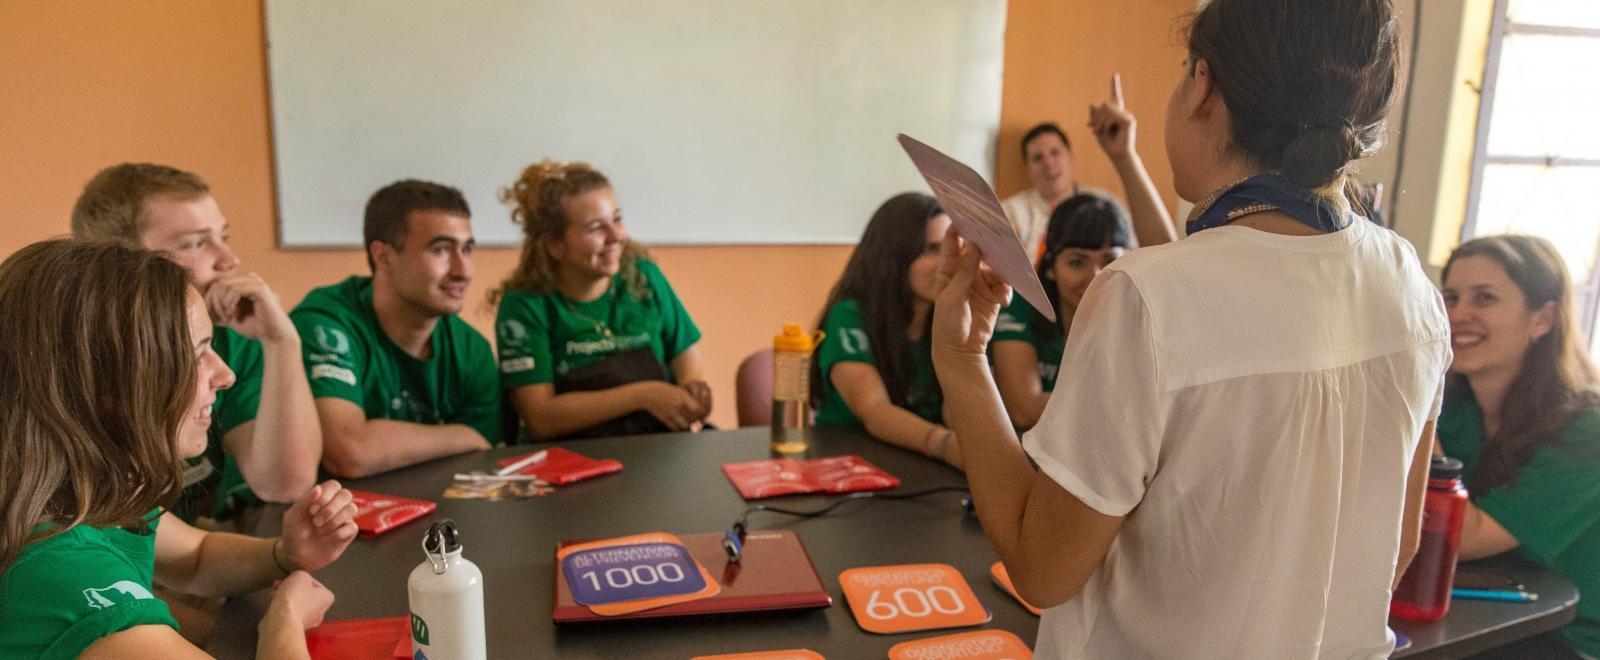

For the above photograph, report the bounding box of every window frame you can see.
[1463,0,1600,345]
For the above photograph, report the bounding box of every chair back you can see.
[734,348,774,427]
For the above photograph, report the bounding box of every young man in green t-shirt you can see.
[71,163,321,518]
[291,180,503,478]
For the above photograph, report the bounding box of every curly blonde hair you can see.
[490,159,649,305]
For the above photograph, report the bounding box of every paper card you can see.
[496,447,623,486]
[347,491,436,537]
[302,616,410,660]
[721,455,900,500]
[440,478,551,500]
[839,563,991,634]
[691,651,825,660]
[888,630,1033,660]
[988,562,1042,616]
[898,133,1056,323]
[556,532,721,616]
[1393,629,1411,653]
[564,542,705,606]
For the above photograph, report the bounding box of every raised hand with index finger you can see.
[1089,73,1138,161]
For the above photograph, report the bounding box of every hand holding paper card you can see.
[898,134,1057,322]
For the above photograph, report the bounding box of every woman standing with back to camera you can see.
[932,0,1449,657]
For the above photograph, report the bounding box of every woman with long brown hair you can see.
[811,192,961,467]
[0,240,358,658]
[493,159,711,440]
[1439,235,1600,658]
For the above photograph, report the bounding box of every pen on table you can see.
[1451,588,1539,602]
[452,473,548,484]
[496,449,549,476]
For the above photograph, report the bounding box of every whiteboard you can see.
[265,1,1006,247]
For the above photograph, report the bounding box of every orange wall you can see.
[0,0,1187,428]
[995,0,1188,207]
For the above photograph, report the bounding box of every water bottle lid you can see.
[1429,455,1464,480]
[425,519,463,555]
[774,324,824,352]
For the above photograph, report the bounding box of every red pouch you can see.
[349,490,436,537]
[496,447,623,486]
[304,616,411,659]
[721,455,900,500]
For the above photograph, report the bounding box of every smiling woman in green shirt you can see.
[0,240,358,659]
[1438,235,1600,659]
[494,159,710,441]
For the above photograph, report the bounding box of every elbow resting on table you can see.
[249,471,314,503]
[524,412,571,443]
[319,428,384,479]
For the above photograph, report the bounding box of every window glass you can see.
[1507,0,1600,29]
[1485,34,1600,159]
[1474,164,1600,281]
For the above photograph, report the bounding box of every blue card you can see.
[561,541,708,606]
[1393,629,1412,653]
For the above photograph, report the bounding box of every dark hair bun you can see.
[1280,123,1360,189]
[1187,0,1399,193]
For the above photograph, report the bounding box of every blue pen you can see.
[1451,588,1539,602]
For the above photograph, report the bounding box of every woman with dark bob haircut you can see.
[992,193,1132,430]
[1438,235,1599,658]
[0,240,358,658]
[931,0,1451,656]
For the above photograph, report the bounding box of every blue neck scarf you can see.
[1185,173,1349,236]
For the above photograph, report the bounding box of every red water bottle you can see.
[1390,456,1469,622]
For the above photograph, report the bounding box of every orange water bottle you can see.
[771,324,823,455]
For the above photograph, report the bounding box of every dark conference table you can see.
[209,427,1576,659]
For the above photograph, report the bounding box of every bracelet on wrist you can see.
[270,538,294,576]
[932,429,954,461]
[921,425,944,457]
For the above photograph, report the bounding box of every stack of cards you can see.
[556,532,721,616]
[348,491,436,537]
[721,455,899,500]
[497,447,623,486]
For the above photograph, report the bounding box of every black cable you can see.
[722,486,971,562]
[735,486,970,528]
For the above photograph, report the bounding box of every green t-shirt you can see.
[496,260,701,388]
[291,276,505,444]
[814,299,940,427]
[991,295,1065,392]
[173,326,264,521]
[1438,387,1600,657]
[0,513,177,659]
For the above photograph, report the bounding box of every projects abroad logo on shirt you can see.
[309,326,357,385]
[315,326,352,355]
[501,356,535,374]
[839,328,870,355]
[83,581,155,610]
[499,320,529,347]
[565,332,651,357]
